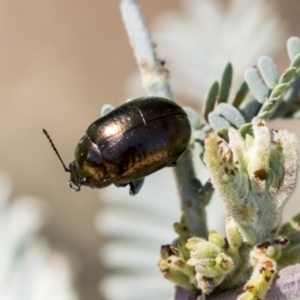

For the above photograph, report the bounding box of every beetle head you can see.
[73,135,113,190]
[68,161,85,191]
[43,129,82,191]
[69,158,111,192]
[43,129,112,191]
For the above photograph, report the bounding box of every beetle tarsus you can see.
[129,178,145,196]
[114,183,128,188]
[167,161,177,167]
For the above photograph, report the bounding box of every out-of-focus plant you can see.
[126,0,285,103]
[96,168,181,300]
[98,0,300,300]
[0,171,78,300]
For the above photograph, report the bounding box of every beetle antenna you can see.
[42,128,70,173]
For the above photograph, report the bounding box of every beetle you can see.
[43,97,191,195]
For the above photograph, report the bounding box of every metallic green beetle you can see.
[44,97,191,195]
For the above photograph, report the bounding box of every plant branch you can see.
[120,0,208,238]
[120,0,172,98]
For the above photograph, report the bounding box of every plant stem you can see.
[120,0,208,238]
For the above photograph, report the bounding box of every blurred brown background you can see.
[0,1,300,299]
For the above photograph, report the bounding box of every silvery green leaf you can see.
[287,37,300,61]
[279,67,297,84]
[232,81,249,108]
[240,98,261,122]
[257,82,290,121]
[239,123,253,138]
[208,111,231,131]
[284,76,300,109]
[269,83,289,99]
[183,106,201,129]
[215,103,245,128]
[203,81,219,122]
[218,63,232,103]
[101,104,115,116]
[258,56,279,89]
[291,53,300,69]
[244,68,269,103]
[194,124,212,143]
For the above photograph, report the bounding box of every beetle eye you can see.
[81,178,90,185]
[68,180,81,192]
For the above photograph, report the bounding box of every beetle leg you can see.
[167,161,177,167]
[129,178,145,196]
[114,183,128,188]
